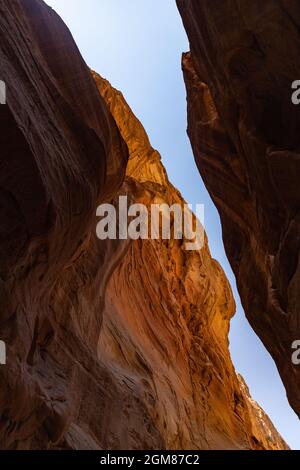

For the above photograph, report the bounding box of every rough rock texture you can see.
[0,0,128,450]
[177,0,300,419]
[93,72,287,450]
[0,0,287,450]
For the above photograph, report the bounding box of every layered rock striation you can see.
[0,0,128,450]
[177,0,300,419]
[93,72,288,450]
[0,0,288,450]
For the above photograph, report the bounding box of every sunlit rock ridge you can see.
[0,0,287,450]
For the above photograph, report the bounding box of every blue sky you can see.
[45,0,299,449]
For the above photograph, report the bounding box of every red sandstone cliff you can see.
[177,0,300,420]
[93,72,288,450]
[0,0,288,450]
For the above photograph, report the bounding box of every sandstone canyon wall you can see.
[0,0,288,449]
[177,0,300,419]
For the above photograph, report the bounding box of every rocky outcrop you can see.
[0,0,287,450]
[0,0,128,450]
[93,72,288,450]
[177,0,300,419]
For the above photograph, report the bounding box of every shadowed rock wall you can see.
[0,0,288,450]
[177,0,300,419]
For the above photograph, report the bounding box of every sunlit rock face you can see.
[0,0,287,450]
[92,72,287,450]
[177,0,300,419]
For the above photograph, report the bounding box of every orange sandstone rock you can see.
[0,0,288,450]
[177,0,300,420]
[93,71,288,450]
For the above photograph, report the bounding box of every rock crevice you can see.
[0,0,288,450]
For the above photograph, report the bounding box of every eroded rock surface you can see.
[0,0,128,450]
[93,72,288,450]
[0,0,288,450]
[177,0,300,419]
